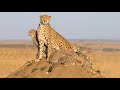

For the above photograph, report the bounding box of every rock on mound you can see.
[7,58,103,78]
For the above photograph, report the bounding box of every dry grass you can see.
[0,47,37,78]
[93,51,120,78]
[77,41,120,78]
[0,41,120,78]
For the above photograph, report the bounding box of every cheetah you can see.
[28,29,47,59]
[79,50,96,70]
[28,29,39,47]
[47,48,82,73]
[37,15,73,62]
[41,45,100,77]
[47,49,101,77]
[75,49,102,77]
[46,49,95,73]
[70,50,96,70]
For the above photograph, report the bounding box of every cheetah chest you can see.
[37,25,49,43]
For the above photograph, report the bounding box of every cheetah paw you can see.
[46,72,49,74]
[46,59,49,62]
[35,59,41,62]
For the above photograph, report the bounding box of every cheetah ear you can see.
[49,16,51,18]
[39,15,42,19]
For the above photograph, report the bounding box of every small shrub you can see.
[41,66,48,71]
[76,51,82,56]
[31,68,38,72]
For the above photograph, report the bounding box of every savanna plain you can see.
[0,40,120,78]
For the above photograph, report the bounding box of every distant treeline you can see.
[0,45,120,52]
[81,47,120,52]
[0,44,35,48]
[102,48,120,52]
[69,39,120,42]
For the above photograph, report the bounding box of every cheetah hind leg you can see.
[47,62,61,73]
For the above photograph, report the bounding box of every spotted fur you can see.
[47,49,95,73]
[79,50,95,69]
[47,48,82,72]
[37,15,72,62]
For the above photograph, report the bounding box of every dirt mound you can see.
[7,58,104,78]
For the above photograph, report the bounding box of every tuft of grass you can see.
[76,51,82,56]
[41,66,48,71]
[31,68,38,72]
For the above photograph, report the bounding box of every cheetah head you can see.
[28,29,36,38]
[40,15,51,25]
[85,51,96,60]
[71,44,83,55]
[71,44,79,52]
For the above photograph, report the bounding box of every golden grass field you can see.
[0,40,120,78]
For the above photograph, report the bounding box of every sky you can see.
[0,12,120,40]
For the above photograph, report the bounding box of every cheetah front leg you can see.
[46,41,52,62]
[35,40,44,62]
[81,58,86,68]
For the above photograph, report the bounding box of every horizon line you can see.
[0,38,120,41]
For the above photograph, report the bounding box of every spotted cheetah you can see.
[79,50,96,69]
[47,49,95,73]
[37,15,73,62]
[28,29,47,58]
[47,48,82,73]
[60,49,96,71]
[28,29,39,47]
[47,49,100,77]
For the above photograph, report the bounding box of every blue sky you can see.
[0,12,120,40]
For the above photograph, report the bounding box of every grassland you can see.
[0,42,37,78]
[0,40,120,78]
